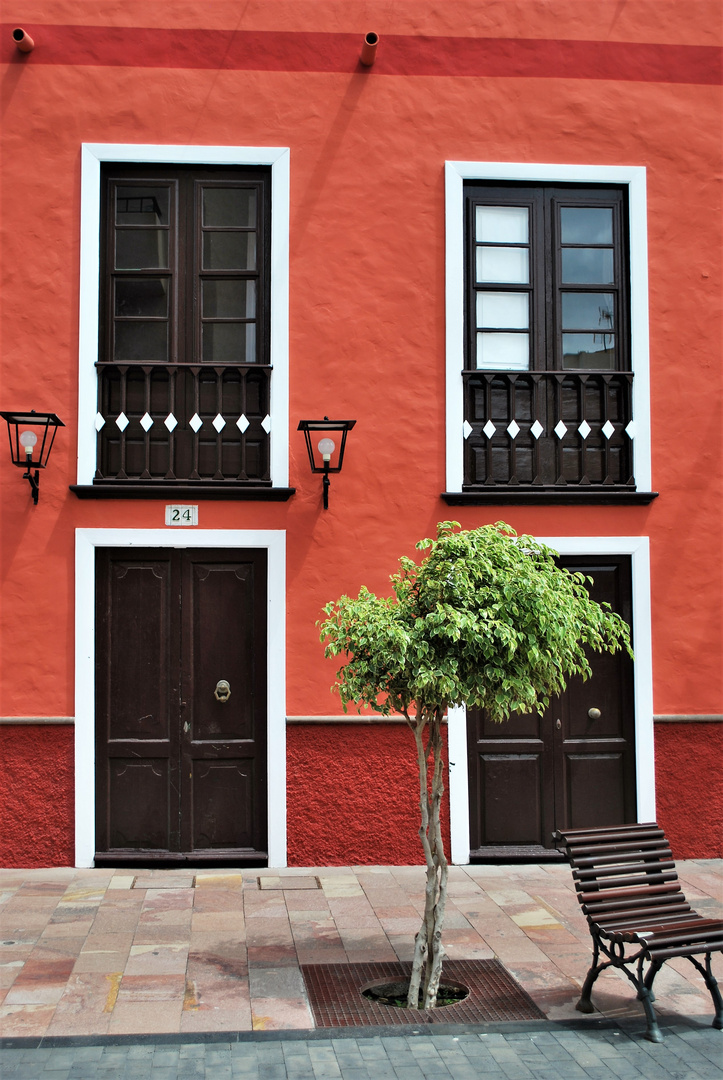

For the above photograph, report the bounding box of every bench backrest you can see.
[553,822,691,928]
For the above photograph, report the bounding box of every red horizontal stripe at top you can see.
[2,25,721,85]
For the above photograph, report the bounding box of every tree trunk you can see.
[406,706,448,1009]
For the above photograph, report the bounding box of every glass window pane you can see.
[114,321,168,362]
[476,246,529,284]
[115,278,168,318]
[203,188,256,228]
[562,292,615,330]
[476,332,529,370]
[477,291,529,329]
[116,187,169,226]
[562,333,615,369]
[560,206,613,244]
[202,280,256,319]
[561,248,614,284]
[476,205,528,244]
[202,322,256,363]
[203,232,256,270]
[116,230,169,270]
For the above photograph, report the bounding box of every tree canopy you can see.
[320,521,632,723]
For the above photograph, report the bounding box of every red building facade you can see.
[1,2,721,868]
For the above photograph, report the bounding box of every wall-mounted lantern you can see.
[297,417,356,509]
[1,410,64,504]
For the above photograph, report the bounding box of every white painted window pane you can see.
[476,246,529,284]
[476,206,528,243]
[476,332,529,370]
[477,291,529,329]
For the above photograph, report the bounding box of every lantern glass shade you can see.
[1,411,65,469]
[297,419,356,473]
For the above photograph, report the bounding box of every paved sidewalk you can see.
[2,1022,723,1080]
[1,861,721,1062]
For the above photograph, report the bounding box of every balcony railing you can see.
[463,370,635,489]
[95,363,271,483]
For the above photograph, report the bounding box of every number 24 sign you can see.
[165,505,198,526]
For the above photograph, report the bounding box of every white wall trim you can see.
[74,528,287,869]
[444,161,651,493]
[77,144,290,487]
[448,535,653,864]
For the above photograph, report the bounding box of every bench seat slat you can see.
[595,906,693,929]
[573,860,675,881]
[648,940,723,961]
[571,847,673,868]
[579,882,682,905]
[604,919,720,944]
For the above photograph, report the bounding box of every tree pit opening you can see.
[361,978,470,1009]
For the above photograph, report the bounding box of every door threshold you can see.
[94,850,268,869]
[469,845,565,863]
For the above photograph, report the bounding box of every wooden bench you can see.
[553,822,723,1042]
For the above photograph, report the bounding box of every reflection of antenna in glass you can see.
[598,305,613,327]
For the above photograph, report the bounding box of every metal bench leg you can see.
[638,985,663,1043]
[576,936,612,1014]
[637,959,663,1042]
[688,953,723,1030]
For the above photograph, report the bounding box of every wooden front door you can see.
[467,556,636,859]
[95,548,267,865]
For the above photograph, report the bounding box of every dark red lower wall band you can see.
[3,26,720,85]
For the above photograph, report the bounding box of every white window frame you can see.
[445,161,651,493]
[74,528,287,868]
[448,535,654,865]
[77,144,290,487]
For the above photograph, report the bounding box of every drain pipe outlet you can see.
[13,28,35,52]
[360,32,378,67]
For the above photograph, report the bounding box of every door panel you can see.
[468,555,635,856]
[96,547,267,864]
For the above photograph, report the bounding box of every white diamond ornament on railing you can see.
[554,420,568,439]
[483,420,496,439]
[237,414,250,433]
[507,420,520,439]
[578,420,591,440]
[95,412,106,432]
[625,421,636,439]
[463,420,473,440]
[164,413,178,432]
[189,413,203,433]
[602,420,615,440]
[140,412,154,432]
[530,420,544,440]
[213,413,226,433]
[116,412,129,432]
[261,414,272,433]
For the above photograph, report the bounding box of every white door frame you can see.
[75,528,287,868]
[448,535,653,864]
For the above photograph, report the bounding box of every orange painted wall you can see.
[1,1,721,865]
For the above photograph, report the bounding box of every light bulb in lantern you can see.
[19,430,37,459]
[317,437,335,463]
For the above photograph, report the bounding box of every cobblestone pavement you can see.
[1,1022,722,1080]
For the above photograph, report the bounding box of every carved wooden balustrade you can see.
[95,363,271,484]
[463,370,635,490]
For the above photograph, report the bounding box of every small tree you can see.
[319,522,632,1009]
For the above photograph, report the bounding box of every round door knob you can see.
[588,707,601,720]
[214,679,231,703]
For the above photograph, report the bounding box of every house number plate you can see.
[165,504,198,526]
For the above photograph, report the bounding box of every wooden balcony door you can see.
[467,555,636,859]
[95,548,267,865]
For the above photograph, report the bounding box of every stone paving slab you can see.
[0,862,721,1043]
